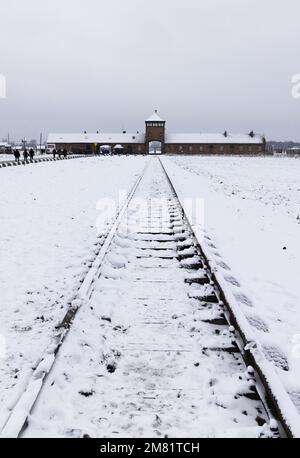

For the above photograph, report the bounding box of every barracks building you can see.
[47,111,266,155]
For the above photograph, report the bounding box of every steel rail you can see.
[159,156,300,438]
[0,160,149,438]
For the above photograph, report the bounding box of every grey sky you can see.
[0,0,299,142]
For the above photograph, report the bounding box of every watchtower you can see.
[145,110,165,154]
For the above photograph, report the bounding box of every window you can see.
[199,145,203,151]
[148,122,164,128]
[189,146,193,152]
[220,146,224,152]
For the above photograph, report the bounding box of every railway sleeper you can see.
[182,263,204,271]
[190,293,219,303]
[177,244,195,252]
[202,343,241,354]
[201,315,228,326]
[184,275,210,285]
[177,250,198,261]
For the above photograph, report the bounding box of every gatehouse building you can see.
[47,111,266,155]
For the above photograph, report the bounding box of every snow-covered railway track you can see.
[1,157,298,438]
[0,162,147,438]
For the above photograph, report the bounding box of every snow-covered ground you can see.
[162,155,300,412]
[0,156,147,429]
[1,154,300,436]
[16,159,269,438]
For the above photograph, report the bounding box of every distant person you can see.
[23,149,29,164]
[14,149,20,164]
[58,149,62,159]
[29,148,35,162]
[52,149,57,159]
[63,148,67,159]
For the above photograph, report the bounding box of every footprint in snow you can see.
[247,315,269,333]
[212,251,222,258]
[208,243,217,249]
[262,345,289,371]
[217,261,231,271]
[224,275,241,287]
[234,292,253,308]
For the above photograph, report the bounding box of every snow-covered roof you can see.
[0,142,10,147]
[48,131,264,146]
[47,133,145,144]
[165,133,264,144]
[146,110,165,122]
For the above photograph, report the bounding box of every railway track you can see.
[1,157,299,438]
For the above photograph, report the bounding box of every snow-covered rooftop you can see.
[47,131,264,146]
[146,110,165,122]
[165,133,264,144]
[47,133,145,144]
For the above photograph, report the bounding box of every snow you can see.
[47,133,145,145]
[18,159,269,438]
[146,111,165,122]
[47,132,264,146]
[165,133,264,144]
[1,154,300,437]
[161,155,300,425]
[0,155,147,431]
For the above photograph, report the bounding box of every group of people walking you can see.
[52,149,68,159]
[13,148,35,164]
[12,148,69,164]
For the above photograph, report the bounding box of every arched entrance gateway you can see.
[145,110,165,154]
[148,141,162,154]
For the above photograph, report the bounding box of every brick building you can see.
[47,111,266,155]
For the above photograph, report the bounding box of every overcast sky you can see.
[0,0,300,142]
